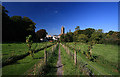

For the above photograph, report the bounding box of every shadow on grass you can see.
[33,57,44,59]
[2,44,54,67]
[14,62,30,64]
[3,54,8,55]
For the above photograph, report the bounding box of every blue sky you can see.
[3,2,118,36]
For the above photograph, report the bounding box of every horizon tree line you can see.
[60,26,120,45]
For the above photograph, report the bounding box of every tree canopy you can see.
[36,29,48,41]
[60,26,119,45]
[2,6,36,42]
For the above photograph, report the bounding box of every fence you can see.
[60,43,103,75]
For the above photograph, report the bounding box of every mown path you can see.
[56,44,63,75]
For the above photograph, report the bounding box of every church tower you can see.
[61,26,65,34]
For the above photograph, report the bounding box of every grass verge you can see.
[60,44,82,75]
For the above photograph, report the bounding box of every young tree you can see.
[26,35,34,58]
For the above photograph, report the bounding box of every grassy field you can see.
[2,42,119,75]
[2,42,52,62]
[92,44,118,63]
[65,42,119,75]
[2,42,54,75]
[91,44,119,74]
[2,49,44,75]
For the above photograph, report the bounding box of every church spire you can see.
[61,26,65,34]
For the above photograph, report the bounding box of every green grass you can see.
[92,44,118,63]
[65,42,119,75]
[2,42,119,75]
[60,44,82,75]
[91,44,119,74]
[2,42,52,62]
[43,44,59,75]
[66,42,88,53]
[2,42,53,75]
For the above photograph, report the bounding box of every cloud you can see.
[54,10,58,14]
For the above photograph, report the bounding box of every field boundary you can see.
[2,43,56,67]
[60,43,107,75]
[24,43,58,75]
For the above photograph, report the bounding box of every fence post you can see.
[44,48,47,65]
[74,49,77,65]
[68,47,70,55]
[44,43,47,65]
[90,49,92,57]
[52,45,53,52]
[66,46,68,54]
[74,42,77,65]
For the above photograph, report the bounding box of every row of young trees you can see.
[60,26,120,45]
[2,5,47,42]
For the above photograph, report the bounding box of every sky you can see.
[2,2,118,36]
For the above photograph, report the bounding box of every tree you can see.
[83,28,95,38]
[90,29,104,44]
[108,30,114,35]
[10,16,36,41]
[117,32,120,39]
[26,35,34,58]
[64,32,73,42]
[60,34,65,42]
[2,5,36,42]
[2,5,11,42]
[73,28,80,42]
[75,26,80,31]
[77,34,88,43]
[36,29,48,41]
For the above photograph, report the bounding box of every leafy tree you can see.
[108,30,114,35]
[83,28,95,38]
[74,30,80,36]
[90,29,104,44]
[97,29,103,33]
[73,35,78,42]
[36,29,48,41]
[2,6,11,42]
[64,32,73,42]
[117,32,120,39]
[2,5,36,42]
[77,34,88,43]
[75,26,80,31]
[73,26,81,42]
[60,34,65,42]
[68,32,73,42]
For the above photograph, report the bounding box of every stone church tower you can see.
[61,26,65,34]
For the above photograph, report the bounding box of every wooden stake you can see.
[44,48,47,65]
[52,46,53,52]
[74,50,77,65]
